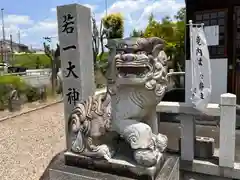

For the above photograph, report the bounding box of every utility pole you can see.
[10,34,13,64]
[18,30,20,44]
[0,40,3,63]
[1,8,6,63]
[105,0,108,16]
[17,30,21,53]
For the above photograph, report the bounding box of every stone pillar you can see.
[219,93,236,168]
[180,114,196,161]
[106,39,117,124]
[57,4,95,149]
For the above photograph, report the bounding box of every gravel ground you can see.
[0,103,65,180]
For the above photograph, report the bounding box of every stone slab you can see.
[155,156,179,180]
[181,171,231,180]
[64,151,165,179]
[47,152,133,180]
[49,167,135,180]
[41,151,180,180]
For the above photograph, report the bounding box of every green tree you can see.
[142,8,186,71]
[130,29,144,37]
[144,14,175,42]
[102,13,124,39]
[174,7,186,21]
[92,13,124,66]
[36,56,40,69]
[92,16,107,65]
[143,13,162,38]
[174,7,186,71]
[43,41,59,95]
[91,13,124,87]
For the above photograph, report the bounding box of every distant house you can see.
[0,39,29,53]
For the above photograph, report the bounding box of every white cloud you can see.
[0,14,33,44]
[50,8,56,12]
[50,3,97,13]
[100,0,185,31]
[4,14,33,25]
[24,19,58,49]
[27,19,57,34]
[83,4,97,11]
[0,13,58,49]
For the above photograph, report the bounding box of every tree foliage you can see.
[142,8,186,71]
[13,54,51,69]
[174,7,186,21]
[91,13,124,86]
[92,15,107,65]
[102,13,124,39]
[130,29,144,37]
[91,12,124,66]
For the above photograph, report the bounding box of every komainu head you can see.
[115,37,169,97]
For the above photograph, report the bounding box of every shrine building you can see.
[185,0,240,103]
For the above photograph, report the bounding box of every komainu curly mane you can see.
[68,92,111,154]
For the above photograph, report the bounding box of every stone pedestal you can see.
[64,151,165,179]
[179,136,215,159]
[40,151,179,180]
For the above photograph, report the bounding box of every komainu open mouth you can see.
[116,64,150,78]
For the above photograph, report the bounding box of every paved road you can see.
[0,103,240,180]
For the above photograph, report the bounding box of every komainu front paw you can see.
[155,133,168,152]
[92,144,114,160]
[133,149,159,167]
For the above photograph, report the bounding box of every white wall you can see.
[26,68,51,75]
[185,58,228,104]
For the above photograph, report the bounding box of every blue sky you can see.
[0,0,185,49]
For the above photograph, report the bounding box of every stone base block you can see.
[64,151,165,179]
[40,151,179,180]
[179,136,215,158]
[156,155,179,180]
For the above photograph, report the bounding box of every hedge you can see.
[12,54,51,69]
[0,75,50,110]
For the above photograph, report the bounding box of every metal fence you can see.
[1,69,52,87]
[22,75,51,87]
